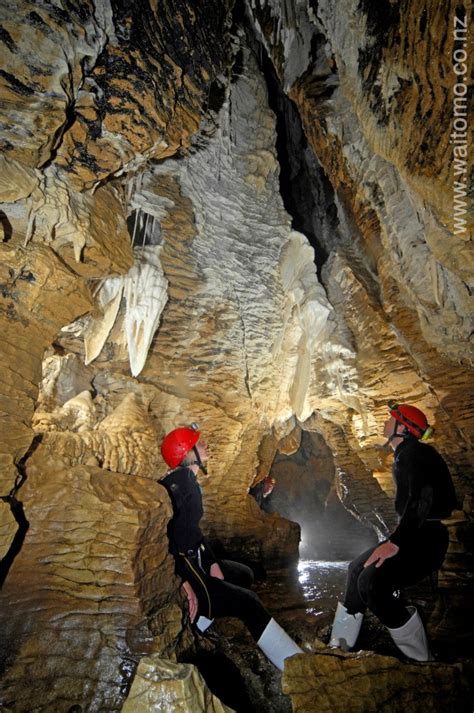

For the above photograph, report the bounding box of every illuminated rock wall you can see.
[248,0,473,506]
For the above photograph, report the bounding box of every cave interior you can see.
[0,1,472,712]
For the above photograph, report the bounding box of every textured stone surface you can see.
[282,650,472,712]
[0,500,17,561]
[0,449,176,712]
[122,656,235,713]
[0,0,233,188]
[247,0,473,514]
[44,41,338,563]
[84,245,169,376]
[0,244,92,495]
[110,45,357,561]
[33,392,161,477]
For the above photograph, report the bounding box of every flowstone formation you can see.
[0,0,473,711]
[282,649,472,713]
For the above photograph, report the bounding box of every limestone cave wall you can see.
[0,1,472,711]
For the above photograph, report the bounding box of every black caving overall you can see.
[343,436,458,628]
[161,466,271,640]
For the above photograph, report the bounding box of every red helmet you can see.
[388,401,429,439]
[161,425,200,468]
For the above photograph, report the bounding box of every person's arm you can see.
[199,537,224,578]
[364,448,432,568]
[161,473,194,580]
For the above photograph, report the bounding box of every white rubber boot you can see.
[387,606,432,661]
[196,615,214,633]
[329,602,364,650]
[257,618,303,671]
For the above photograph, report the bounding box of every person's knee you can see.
[220,560,254,589]
[347,557,364,587]
[239,563,255,587]
[357,566,395,615]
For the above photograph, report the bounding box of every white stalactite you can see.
[84,277,124,365]
[124,246,168,377]
[84,245,168,377]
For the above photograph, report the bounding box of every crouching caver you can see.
[160,423,302,671]
[329,402,458,661]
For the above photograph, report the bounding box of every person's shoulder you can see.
[396,438,429,460]
[395,437,416,455]
[402,438,444,464]
[161,466,192,489]
[413,439,441,457]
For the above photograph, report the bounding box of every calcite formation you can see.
[0,449,177,712]
[122,656,234,713]
[282,650,472,713]
[247,0,473,517]
[33,392,161,477]
[84,245,169,377]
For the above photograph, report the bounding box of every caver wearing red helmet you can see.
[159,421,302,670]
[161,424,201,469]
[329,398,457,663]
[387,400,433,441]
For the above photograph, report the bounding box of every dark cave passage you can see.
[248,23,337,278]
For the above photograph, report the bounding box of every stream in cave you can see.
[183,550,462,713]
[296,558,348,613]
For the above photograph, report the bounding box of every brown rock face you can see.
[0,244,92,492]
[0,1,234,188]
[247,0,473,507]
[0,449,176,712]
[282,650,472,713]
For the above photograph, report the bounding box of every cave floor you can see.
[181,559,471,713]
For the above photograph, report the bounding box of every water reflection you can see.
[297,560,349,614]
